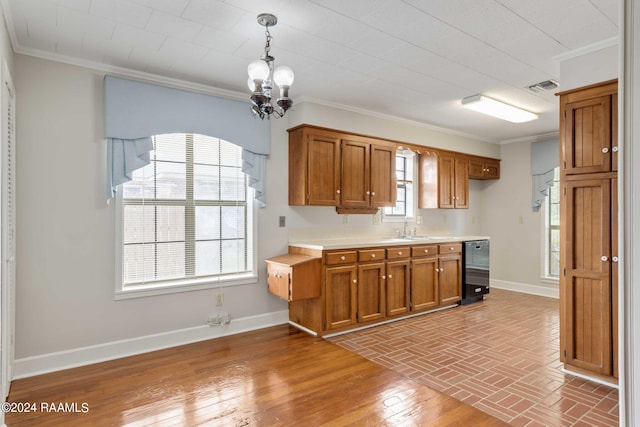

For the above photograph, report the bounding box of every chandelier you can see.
[247,13,294,119]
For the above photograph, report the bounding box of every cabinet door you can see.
[325,265,357,330]
[308,132,341,206]
[411,257,438,311]
[418,151,438,209]
[484,160,500,179]
[438,154,455,208]
[454,158,469,208]
[386,260,410,316]
[357,262,386,322]
[439,255,462,305]
[563,178,612,376]
[562,95,612,175]
[370,145,396,207]
[267,266,290,301]
[468,159,485,179]
[341,138,370,207]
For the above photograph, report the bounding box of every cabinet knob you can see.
[424,249,429,253]
[371,191,375,196]
[352,279,357,284]
[602,147,609,153]
[371,253,376,258]
[366,191,370,195]
[612,256,619,262]
[382,275,386,280]
[398,251,402,255]
[612,146,619,153]
[340,256,346,260]
[388,274,393,279]
[336,189,341,194]
[450,247,455,251]
[601,256,608,261]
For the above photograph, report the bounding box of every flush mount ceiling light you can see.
[247,13,294,119]
[461,95,538,123]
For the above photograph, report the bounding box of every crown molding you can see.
[552,36,619,62]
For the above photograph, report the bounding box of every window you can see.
[115,133,255,298]
[544,167,560,279]
[383,151,415,220]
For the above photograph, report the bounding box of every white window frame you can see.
[114,135,258,300]
[540,167,560,284]
[383,151,417,223]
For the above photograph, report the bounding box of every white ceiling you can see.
[2,0,619,142]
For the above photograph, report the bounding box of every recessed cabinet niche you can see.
[288,125,396,210]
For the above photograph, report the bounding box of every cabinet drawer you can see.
[411,245,438,257]
[439,243,462,254]
[387,247,410,259]
[358,249,386,262]
[326,251,357,265]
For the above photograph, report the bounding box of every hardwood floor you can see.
[6,325,506,426]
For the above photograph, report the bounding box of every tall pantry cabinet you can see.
[558,79,618,382]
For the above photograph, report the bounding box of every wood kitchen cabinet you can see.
[284,240,464,336]
[559,79,618,382]
[265,254,321,301]
[438,243,463,305]
[410,245,439,311]
[288,125,396,209]
[419,151,469,209]
[386,247,411,316]
[468,157,500,179]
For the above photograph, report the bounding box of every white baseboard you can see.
[491,279,559,299]
[13,310,289,380]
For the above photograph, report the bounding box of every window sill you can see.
[115,273,258,300]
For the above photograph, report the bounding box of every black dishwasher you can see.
[461,240,490,305]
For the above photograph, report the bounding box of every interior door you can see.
[1,60,16,400]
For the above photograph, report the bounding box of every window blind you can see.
[121,134,250,286]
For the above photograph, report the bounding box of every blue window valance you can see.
[104,75,271,207]
[531,138,559,211]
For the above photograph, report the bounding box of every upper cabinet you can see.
[560,80,618,175]
[468,157,501,179]
[288,125,395,209]
[289,124,499,211]
[418,151,489,209]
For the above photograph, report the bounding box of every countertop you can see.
[288,235,490,250]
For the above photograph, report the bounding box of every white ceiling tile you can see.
[89,0,152,29]
[128,0,190,16]
[193,26,249,54]
[112,24,166,52]
[57,6,115,39]
[145,10,203,42]
[159,38,208,66]
[49,0,91,12]
[181,0,244,30]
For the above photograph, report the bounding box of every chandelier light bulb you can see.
[247,60,269,81]
[247,77,256,92]
[273,66,294,87]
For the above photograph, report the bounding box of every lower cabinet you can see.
[325,265,357,330]
[357,262,386,322]
[285,242,463,335]
[386,260,411,316]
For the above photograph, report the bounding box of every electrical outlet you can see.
[343,215,349,224]
[279,216,286,227]
[416,215,422,225]
[215,293,224,306]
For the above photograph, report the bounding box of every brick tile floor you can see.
[329,289,619,426]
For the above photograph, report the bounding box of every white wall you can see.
[481,142,551,292]
[0,6,13,74]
